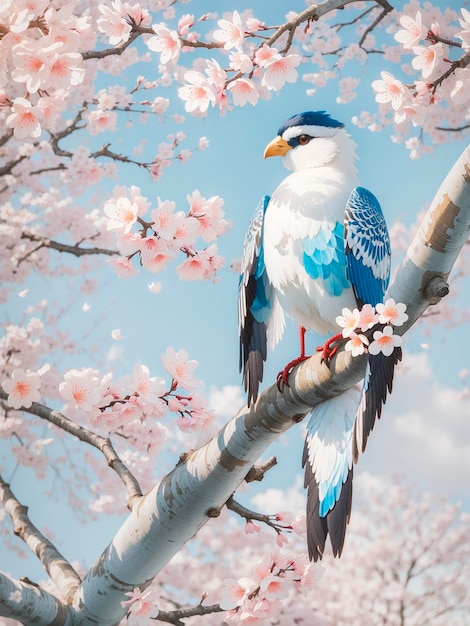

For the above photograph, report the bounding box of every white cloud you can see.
[208,384,245,418]
[356,351,470,497]
[249,474,305,515]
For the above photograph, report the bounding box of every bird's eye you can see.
[297,134,312,145]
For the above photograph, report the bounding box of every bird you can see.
[238,110,401,561]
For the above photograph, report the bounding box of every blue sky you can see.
[2,0,469,586]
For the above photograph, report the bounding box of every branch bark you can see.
[1,145,469,624]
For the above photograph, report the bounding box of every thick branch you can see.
[0,476,81,604]
[0,572,68,626]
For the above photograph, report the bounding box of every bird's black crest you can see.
[278,111,344,136]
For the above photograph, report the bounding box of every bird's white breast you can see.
[263,166,358,336]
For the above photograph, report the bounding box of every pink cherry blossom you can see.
[147,24,181,65]
[161,347,200,389]
[121,587,159,625]
[394,12,427,49]
[213,11,245,51]
[11,39,54,93]
[108,256,140,278]
[86,109,118,135]
[6,98,42,140]
[176,254,212,280]
[229,52,253,73]
[372,71,408,110]
[97,1,133,45]
[261,53,301,91]
[59,368,102,414]
[2,368,41,409]
[254,44,280,68]
[457,8,470,50]
[178,14,194,36]
[358,303,379,331]
[336,307,360,337]
[345,332,369,357]
[368,326,402,357]
[375,299,409,326]
[411,43,444,79]
[104,186,150,234]
[227,78,259,106]
[178,70,217,114]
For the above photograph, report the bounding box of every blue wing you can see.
[303,221,351,297]
[302,386,360,561]
[343,187,401,460]
[344,186,391,307]
[239,196,280,406]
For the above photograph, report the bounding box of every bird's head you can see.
[264,111,355,172]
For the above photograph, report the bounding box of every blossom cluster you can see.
[57,349,214,436]
[219,548,320,624]
[366,6,470,156]
[1,0,92,141]
[336,298,409,357]
[103,185,229,282]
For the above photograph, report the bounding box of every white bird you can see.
[238,111,401,560]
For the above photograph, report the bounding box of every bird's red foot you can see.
[316,332,343,363]
[276,355,310,391]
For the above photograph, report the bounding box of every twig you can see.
[20,232,119,259]
[155,603,224,625]
[244,456,277,482]
[0,391,143,507]
[226,496,291,534]
[0,474,81,603]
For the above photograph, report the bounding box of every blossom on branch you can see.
[6,97,42,140]
[121,587,159,626]
[394,12,427,49]
[2,368,41,409]
[372,71,408,110]
[147,24,182,65]
[368,326,402,357]
[213,10,245,51]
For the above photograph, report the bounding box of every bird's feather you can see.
[302,386,360,561]
[353,347,402,462]
[239,196,284,406]
[344,186,391,307]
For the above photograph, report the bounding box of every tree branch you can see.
[0,476,81,604]
[20,232,119,258]
[0,391,143,507]
[0,572,68,626]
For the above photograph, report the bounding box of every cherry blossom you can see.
[375,299,409,326]
[227,78,259,106]
[358,303,379,331]
[147,25,182,65]
[213,11,245,51]
[121,587,159,625]
[457,8,470,50]
[97,1,133,46]
[59,368,102,416]
[372,71,408,110]
[261,53,301,91]
[161,347,200,389]
[2,368,41,409]
[336,307,360,337]
[345,332,369,357]
[394,12,427,49]
[368,326,403,357]
[411,42,444,79]
[6,97,42,140]
[178,70,217,114]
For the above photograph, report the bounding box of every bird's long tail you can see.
[352,347,402,463]
[302,386,361,561]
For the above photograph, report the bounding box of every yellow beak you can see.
[263,136,292,159]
